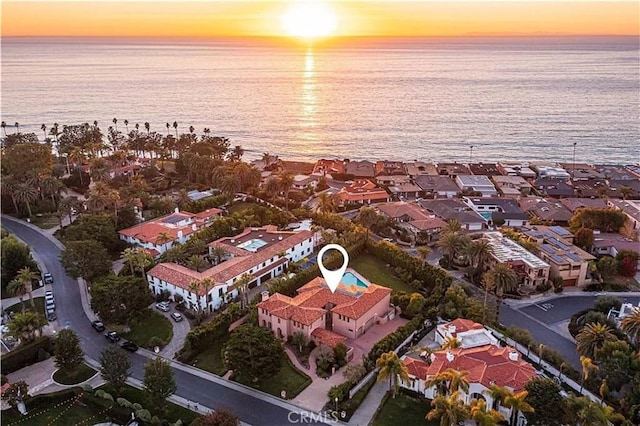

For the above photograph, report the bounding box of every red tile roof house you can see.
[257,270,393,348]
[435,318,498,348]
[337,180,391,207]
[118,208,222,256]
[376,202,448,245]
[312,159,345,177]
[147,226,317,312]
[400,320,536,424]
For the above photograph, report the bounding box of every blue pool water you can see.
[341,272,368,288]
[479,212,492,220]
[237,239,268,252]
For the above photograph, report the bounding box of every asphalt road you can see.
[500,295,640,370]
[1,216,322,426]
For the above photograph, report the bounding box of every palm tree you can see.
[41,124,47,141]
[189,125,195,134]
[355,206,379,240]
[173,121,178,138]
[8,311,47,343]
[427,391,470,426]
[576,323,617,360]
[220,174,241,196]
[122,247,153,281]
[7,279,28,312]
[599,379,608,406]
[14,183,38,217]
[579,355,598,393]
[437,232,464,262]
[188,280,202,307]
[279,173,295,210]
[144,122,150,134]
[188,255,207,273]
[469,398,505,426]
[14,122,19,133]
[444,368,469,394]
[565,395,613,426]
[16,267,39,310]
[427,371,452,397]
[210,246,227,265]
[465,240,493,270]
[234,273,252,309]
[40,176,61,208]
[443,219,463,234]
[262,152,273,167]
[441,336,461,350]
[620,308,640,347]
[112,117,118,132]
[122,247,138,276]
[484,384,510,411]
[483,263,518,318]
[619,186,633,200]
[59,196,81,225]
[317,192,338,213]
[1,121,6,136]
[1,174,20,213]
[229,145,244,162]
[176,188,191,207]
[417,246,431,264]
[155,232,172,251]
[503,391,534,426]
[376,351,409,398]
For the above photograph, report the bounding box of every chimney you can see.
[430,353,437,363]
[278,236,283,241]
[446,351,454,362]
[174,207,179,213]
[192,224,197,231]
[449,325,456,334]
[261,291,270,302]
[178,230,183,239]
[508,351,519,362]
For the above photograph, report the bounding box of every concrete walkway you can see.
[156,306,191,359]
[347,379,387,426]
[291,347,350,412]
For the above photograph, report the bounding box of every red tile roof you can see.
[149,227,314,293]
[258,273,391,322]
[404,345,537,392]
[311,328,348,348]
[338,180,389,202]
[118,209,220,244]
[440,318,485,337]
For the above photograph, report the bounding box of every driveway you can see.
[155,306,191,359]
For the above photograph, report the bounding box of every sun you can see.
[281,2,338,39]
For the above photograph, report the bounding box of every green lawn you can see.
[227,202,259,215]
[122,310,173,348]
[53,363,97,385]
[192,335,230,376]
[351,253,413,293]
[233,357,312,399]
[31,214,61,230]
[5,296,46,316]
[372,392,436,426]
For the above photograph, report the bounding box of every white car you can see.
[155,302,170,312]
[170,312,183,322]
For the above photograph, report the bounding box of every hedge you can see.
[179,305,246,357]
[1,336,54,374]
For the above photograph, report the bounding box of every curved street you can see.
[1,215,326,426]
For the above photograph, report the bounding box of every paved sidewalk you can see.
[347,379,386,426]
[504,290,640,308]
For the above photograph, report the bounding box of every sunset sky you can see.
[2,1,639,38]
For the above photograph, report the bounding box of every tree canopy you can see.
[61,240,112,284]
[524,377,565,426]
[222,324,284,382]
[54,329,84,372]
[143,357,176,413]
[91,275,154,325]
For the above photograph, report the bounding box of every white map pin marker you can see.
[317,243,349,293]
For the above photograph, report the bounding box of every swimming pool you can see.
[341,272,368,288]
[237,239,268,252]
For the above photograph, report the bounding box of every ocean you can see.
[1,36,638,164]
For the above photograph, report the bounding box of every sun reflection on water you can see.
[300,48,318,141]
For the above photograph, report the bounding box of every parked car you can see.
[91,320,105,332]
[170,312,183,322]
[105,331,121,343]
[383,238,394,242]
[46,300,55,310]
[43,273,54,284]
[155,302,170,312]
[46,307,55,316]
[121,341,139,352]
[45,290,54,298]
[47,312,57,322]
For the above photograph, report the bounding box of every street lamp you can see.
[469,145,474,164]
[572,142,577,183]
[335,396,339,412]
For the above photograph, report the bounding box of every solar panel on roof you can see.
[550,254,566,263]
[567,253,583,262]
[540,244,555,254]
[550,226,571,236]
[162,215,184,224]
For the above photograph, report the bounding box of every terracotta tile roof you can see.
[194,208,223,219]
[404,345,537,392]
[119,209,217,244]
[441,318,485,336]
[311,328,348,348]
[404,356,431,378]
[338,180,389,202]
[149,227,314,293]
[313,159,345,175]
[258,272,391,321]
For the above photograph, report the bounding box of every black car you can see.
[105,331,121,343]
[91,320,105,332]
[43,273,54,284]
[46,312,57,322]
[121,341,139,352]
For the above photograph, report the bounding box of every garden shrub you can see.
[0,336,54,374]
